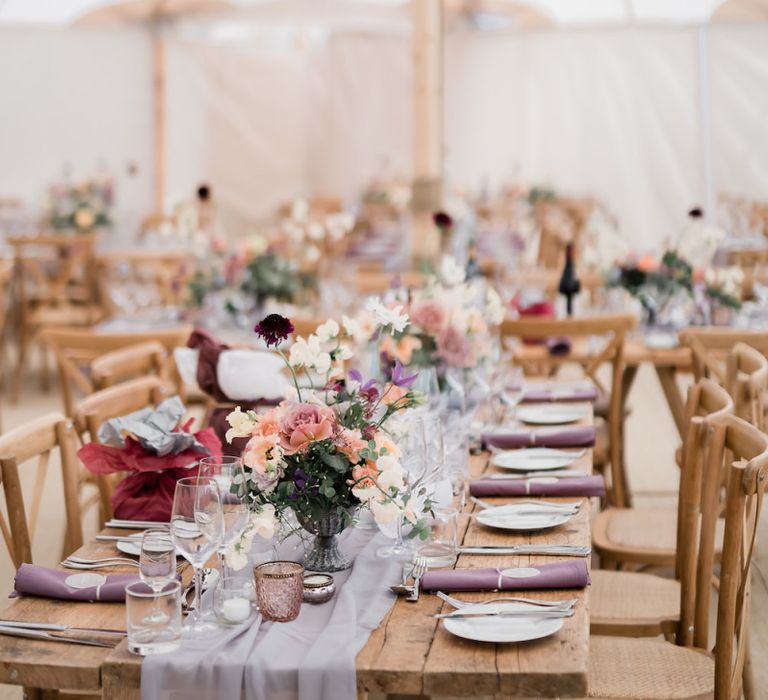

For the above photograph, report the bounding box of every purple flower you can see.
[391,360,418,388]
[348,369,363,383]
[254,314,295,347]
[433,211,453,230]
[294,468,308,490]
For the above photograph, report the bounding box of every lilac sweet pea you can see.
[391,360,418,388]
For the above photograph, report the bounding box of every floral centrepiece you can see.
[225,314,429,572]
[46,175,113,232]
[373,256,504,371]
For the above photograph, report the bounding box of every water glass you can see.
[253,561,304,622]
[417,507,459,568]
[139,529,176,592]
[126,580,182,656]
[213,576,257,626]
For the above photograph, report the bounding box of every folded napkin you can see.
[421,560,590,592]
[521,386,598,403]
[13,564,138,602]
[470,475,605,498]
[482,426,596,450]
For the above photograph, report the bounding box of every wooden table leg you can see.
[655,365,687,439]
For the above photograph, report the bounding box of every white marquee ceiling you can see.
[0,0,766,27]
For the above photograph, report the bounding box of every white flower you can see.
[336,344,353,361]
[315,319,340,343]
[250,504,277,540]
[370,497,401,526]
[305,244,321,263]
[325,212,355,241]
[291,199,309,222]
[440,255,466,286]
[485,287,505,325]
[288,336,316,368]
[282,220,305,244]
[366,298,409,334]
[307,222,326,241]
[342,313,375,345]
[225,406,256,443]
[226,546,250,572]
[376,454,405,491]
[314,351,332,375]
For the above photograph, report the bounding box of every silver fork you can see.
[62,560,140,570]
[406,557,428,603]
[65,556,140,565]
[436,590,577,610]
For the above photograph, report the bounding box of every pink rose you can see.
[410,300,446,334]
[279,402,335,453]
[335,427,368,463]
[436,325,475,369]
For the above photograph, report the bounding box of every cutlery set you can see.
[0,620,125,648]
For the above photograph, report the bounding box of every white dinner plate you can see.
[443,602,565,643]
[644,331,678,350]
[491,448,577,471]
[116,533,183,558]
[515,406,587,425]
[476,505,572,532]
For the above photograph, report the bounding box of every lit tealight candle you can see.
[222,596,251,623]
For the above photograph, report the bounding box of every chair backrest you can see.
[675,379,734,645]
[90,340,168,390]
[500,313,637,506]
[680,329,768,429]
[714,416,768,699]
[73,376,169,521]
[0,414,83,567]
[40,325,191,416]
[9,234,98,309]
[676,413,768,687]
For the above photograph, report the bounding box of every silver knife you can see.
[458,545,591,557]
[0,625,118,647]
[486,470,588,480]
[0,620,125,635]
[433,609,575,620]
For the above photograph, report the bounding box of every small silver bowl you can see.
[302,573,336,604]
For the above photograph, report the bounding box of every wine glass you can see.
[199,456,249,577]
[418,411,445,482]
[499,366,525,425]
[376,414,428,560]
[139,528,176,624]
[171,476,224,637]
[411,366,443,413]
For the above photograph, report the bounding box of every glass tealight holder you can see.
[253,561,304,622]
[213,576,257,626]
[126,580,182,656]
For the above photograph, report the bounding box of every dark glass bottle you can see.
[558,243,581,316]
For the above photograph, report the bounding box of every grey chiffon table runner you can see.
[141,527,401,700]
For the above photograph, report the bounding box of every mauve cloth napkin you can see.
[546,336,572,356]
[421,560,590,592]
[482,426,596,450]
[13,564,138,602]
[470,475,605,498]
[521,386,598,403]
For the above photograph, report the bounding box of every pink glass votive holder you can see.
[253,561,304,622]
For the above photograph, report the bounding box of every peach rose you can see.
[279,402,335,453]
[379,335,422,365]
[374,433,401,459]
[253,408,281,437]
[336,427,368,462]
[242,433,283,493]
[381,383,409,407]
[637,255,659,273]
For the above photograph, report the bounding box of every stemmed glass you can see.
[199,456,249,577]
[171,476,224,637]
[139,528,176,624]
[411,366,443,413]
[376,414,428,560]
[499,366,525,425]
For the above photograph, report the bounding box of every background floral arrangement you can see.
[46,176,113,232]
[375,256,504,370]
[224,313,431,563]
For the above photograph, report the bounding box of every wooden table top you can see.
[0,407,594,699]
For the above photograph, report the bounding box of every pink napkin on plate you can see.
[470,475,605,498]
[482,426,596,450]
[421,560,590,592]
[12,564,138,602]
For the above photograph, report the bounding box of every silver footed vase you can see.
[295,509,353,572]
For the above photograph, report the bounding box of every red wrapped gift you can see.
[78,422,221,521]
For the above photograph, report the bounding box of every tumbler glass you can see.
[417,507,459,568]
[126,580,182,656]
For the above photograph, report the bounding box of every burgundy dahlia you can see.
[432,211,453,231]
[254,314,294,347]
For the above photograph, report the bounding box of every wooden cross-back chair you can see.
[95,250,192,312]
[0,414,83,568]
[500,313,638,507]
[40,325,191,416]
[73,376,169,523]
[8,234,106,400]
[0,258,14,432]
[586,414,768,700]
[679,329,768,428]
[593,378,734,572]
[590,378,735,638]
